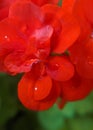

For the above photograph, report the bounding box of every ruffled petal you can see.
[41,4,62,20]
[46,56,74,81]
[42,4,80,53]
[61,73,93,101]
[9,0,44,30]
[28,25,53,59]
[53,13,80,53]
[4,52,39,74]
[18,73,59,111]
[69,37,93,79]
[0,19,27,72]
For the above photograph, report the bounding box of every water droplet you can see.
[35,86,38,91]
[55,64,59,67]
[4,35,10,41]
[4,35,8,39]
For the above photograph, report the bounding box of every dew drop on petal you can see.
[34,86,38,91]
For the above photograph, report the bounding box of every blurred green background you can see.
[0,73,93,130]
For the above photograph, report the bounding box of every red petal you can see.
[42,3,80,53]
[50,0,80,53]
[76,52,93,79]
[70,38,93,79]
[46,56,74,81]
[0,19,26,55]
[73,0,91,41]
[18,73,35,106]
[62,0,76,13]
[83,0,93,24]
[41,4,63,52]
[0,0,15,9]
[69,41,83,65]
[0,0,16,20]
[61,73,93,101]
[28,25,53,59]
[31,0,59,6]
[41,4,62,20]
[53,14,80,53]
[34,75,52,100]
[0,19,26,72]
[9,0,44,29]
[74,0,93,24]
[18,73,58,111]
[4,52,39,74]
[0,7,9,20]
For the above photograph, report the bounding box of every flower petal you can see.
[62,0,76,13]
[28,25,53,59]
[33,75,52,101]
[9,0,44,29]
[53,13,80,53]
[0,19,27,72]
[31,0,59,6]
[18,73,58,111]
[46,56,74,81]
[61,73,93,101]
[4,52,39,74]
[0,7,9,20]
[74,0,93,24]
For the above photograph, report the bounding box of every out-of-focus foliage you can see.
[0,74,18,126]
[38,105,65,130]
[0,73,93,130]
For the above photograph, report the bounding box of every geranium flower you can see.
[0,0,80,110]
[0,0,80,74]
[18,56,75,110]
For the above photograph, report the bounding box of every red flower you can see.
[0,0,80,73]
[0,0,82,111]
[18,56,74,110]
[18,63,61,111]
